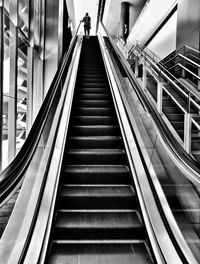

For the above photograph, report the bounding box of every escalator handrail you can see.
[100,23,200,183]
[0,23,81,204]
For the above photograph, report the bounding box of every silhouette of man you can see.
[81,13,91,39]
[124,24,128,43]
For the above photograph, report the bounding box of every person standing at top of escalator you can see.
[123,24,128,44]
[81,13,91,39]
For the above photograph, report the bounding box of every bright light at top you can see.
[74,0,99,35]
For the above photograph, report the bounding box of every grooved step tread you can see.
[48,243,154,264]
[67,136,122,149]
[61,165,130,184]
[71,116,117,125]
[77,88,109,93]
[64,149,126,165]
[58,186,135,209]
[60,186,134,198]
[74,100,112,107]
[55,211,141,228]
[70,125,120,136]
[62,164,130,174]
[73,107,114,116]
[76,93,111,100]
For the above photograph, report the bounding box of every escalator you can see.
[46,37,154,263]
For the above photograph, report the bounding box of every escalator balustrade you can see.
[46,37,154,264]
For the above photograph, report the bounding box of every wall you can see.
[176,0,200,50]
[127,0,177,46]
[147,11,177,59]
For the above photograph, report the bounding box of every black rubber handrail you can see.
[0,23,81,203]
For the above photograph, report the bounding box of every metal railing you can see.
[131,44,200,153]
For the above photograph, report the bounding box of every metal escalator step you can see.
[78,73,106,78]
[76,93,111,100]
[70,125,120,136]
[73,107,114,116]
[71,116,116,125]
[76,88,109,93]
[74,99,112,107]
[58,185,135,209]
[48,243,154,264]
[77,78,108,83]
[67,136,122,148]
[61,165,130,184]
[54,211,144,240]
[64,149,126,165]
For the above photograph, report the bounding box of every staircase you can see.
[46,37,154,264]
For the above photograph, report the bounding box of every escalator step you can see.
[64,149,126,165]
[77,88,109,94]
[74,99,112,107]
[58,186,136,209]
[71,116,117,125]
[76,93,111,100]
[67,136,122,148]
[48,243,154,264]
[54,211,144,240]
[73,107,114,116]
[77,78,107,83]
[61,165,131,184]
[70,125,120,136]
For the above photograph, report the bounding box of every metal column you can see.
[8,0,18,163]
[0,0,4,171]
[119,2,129,38]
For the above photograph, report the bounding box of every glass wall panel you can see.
[17,30,28,154]
[2,12,14,169]
[18,0,29,37]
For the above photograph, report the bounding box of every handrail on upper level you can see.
[134,44,200,105]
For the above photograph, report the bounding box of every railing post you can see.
[184,112,192,154]
[198,67,200,91]
[182,58,186,78]
[157,81,163,114]
[184,93,191,153]
[135,57,139,78]
[143,63,147,90]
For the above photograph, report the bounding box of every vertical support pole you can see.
[26,46,34,134]
[26,0,34,133]
[184,112,191,154]
[143,64,147,90]
[157,81,163,114]
[135,57,139,78]
[8,0,18,163]
[198,67,200,91]
[0,0,4,171]
[182,58,186,78]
